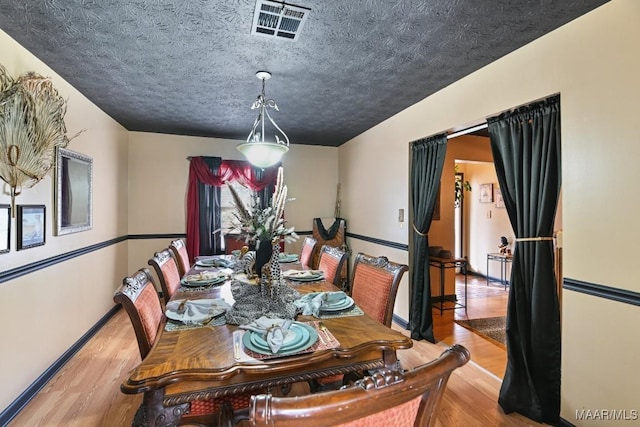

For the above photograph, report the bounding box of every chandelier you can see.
[237,71,289,168]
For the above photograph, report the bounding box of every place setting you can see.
[164,298,231,331]
[282,269,325,283]
[180,270,231,288]
[294,290,363,319]
[233,316,337,361]
[194,256,235,269]
[278,252,299,263]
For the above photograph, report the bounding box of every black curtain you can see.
[410,133,447,343]
[255,166,275,209]
[198,157,222,255]
[487,95,561,424]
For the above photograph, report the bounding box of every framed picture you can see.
[0,204,9,254]
[17,205,46,250]
[55,148,93,235]
[495,188,505,208]
[479,183,493,203]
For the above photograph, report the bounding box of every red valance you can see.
[186,158,279,261]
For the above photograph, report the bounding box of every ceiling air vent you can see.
[251,0,310,41]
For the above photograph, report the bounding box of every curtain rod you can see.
[447,123,488,139]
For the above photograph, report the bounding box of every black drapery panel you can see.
[254,166,275,209]
[487,95,561,424]
[198,157,222,255]
[410,133,447,343]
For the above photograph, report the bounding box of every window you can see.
[220,181,253,234]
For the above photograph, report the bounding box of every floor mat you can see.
[455,316,506,348]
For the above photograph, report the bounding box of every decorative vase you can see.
[254,239,272,276]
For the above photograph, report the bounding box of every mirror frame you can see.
[0,204,9,254]
[55,148,93,235]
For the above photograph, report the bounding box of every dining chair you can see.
[219,344,470,427]
[314,253,408,392]
[317,245,349,289]
[113,268,164,360]
[350,253,409,327]
[299,236,318,268]
[148,249,182,306]
[114,269,256,426]
[169,238,191,277]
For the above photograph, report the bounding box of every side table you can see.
[486,253,513,289]
[430,256,468,315]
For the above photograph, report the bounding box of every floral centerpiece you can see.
[225,167,301,321]
[228,167,298,275]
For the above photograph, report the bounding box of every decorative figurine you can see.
[499,236,509,255]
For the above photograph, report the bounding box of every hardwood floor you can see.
[9,276,546,426]
[432,274,509,379]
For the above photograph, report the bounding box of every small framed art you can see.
[495,188,505,208]
[0,204,9,254]
[17,205,46,250]
[479,183,493,203]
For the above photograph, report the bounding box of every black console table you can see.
[429,256,468,314]
[486,253,513,289]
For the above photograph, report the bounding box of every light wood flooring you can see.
[9,276,547,426]
[431,274,510,379]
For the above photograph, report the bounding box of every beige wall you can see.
[2,1,639,423]
[0,59,338,412]
[127,132,339,287]
[0,30,129,410]
[338,0,639,424]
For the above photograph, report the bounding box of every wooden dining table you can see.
[121,256,413,426]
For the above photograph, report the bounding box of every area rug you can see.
[455,316,506,348]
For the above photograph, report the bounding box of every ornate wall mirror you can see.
[55,148,93,235]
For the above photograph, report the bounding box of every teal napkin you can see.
[240,316,293,353]
[294,291,347,317]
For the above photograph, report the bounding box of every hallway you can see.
[432,274,509,379]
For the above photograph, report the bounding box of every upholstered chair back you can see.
[113,269,163,359]
[299,236,318,268]
[148,249,181,306]
[317,245,349,288]
[169,238,190,277]
[350,253,408,327]
[238,345,470,427]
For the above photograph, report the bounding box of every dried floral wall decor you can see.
[0,64,83,216]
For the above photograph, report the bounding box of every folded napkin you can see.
[282,269,323,278]
[185,271,223,282]
[239,316,293,353]
[197,257,234,268]
[293,291,347,317]
[166,298,231,324]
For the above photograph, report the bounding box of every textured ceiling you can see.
[0,0,607,147]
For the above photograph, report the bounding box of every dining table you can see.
[120,254,413,426]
